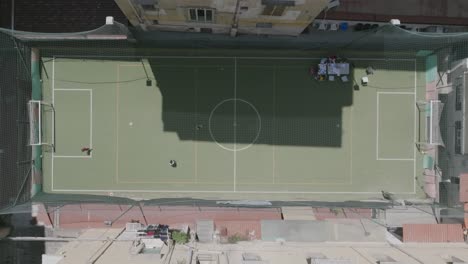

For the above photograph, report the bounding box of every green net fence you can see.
[0,30,32,211]
[10,24,468,58]
[1,23,468,217]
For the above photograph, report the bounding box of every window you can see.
[261,0,295,5]
[200,28,212,33]
[197,9,205,20]
[189,9,196,20]
[455,121,462,154]
[262,5,286,16]
[206,10,213,22]
[141,4,156,11]
[456,82,462,111]
[256,22,273,28]
[188,8,214,23]
[261,0,295,16]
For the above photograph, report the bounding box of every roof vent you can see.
[106,16,114,25]
[390,19,401,25]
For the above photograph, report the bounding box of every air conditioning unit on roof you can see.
[126,222,144,232]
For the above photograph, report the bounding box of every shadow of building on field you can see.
[149,59,354,148]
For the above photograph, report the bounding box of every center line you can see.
[233,58,237,192]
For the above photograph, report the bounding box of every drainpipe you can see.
[126,0,146,30]
[230,0,241,37]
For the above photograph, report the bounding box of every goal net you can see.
[28,100,55,149]
[416,100,444,152]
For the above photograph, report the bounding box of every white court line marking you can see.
[372,57,418,195]
[194,68,198,184]
[376,93,379,160]
[378,158,414,161]
[54,155,92,158]
[233,58,237,192]
[90,88,93,149]
[51,62,95,189]
[54,88,92,91]
[272,65,276,184]
[115,65,120,184]
[413,60,417,194]
[376,92,416,161]
[54,55,416,62]
[350,106,353,185]
[51,81,93,191]
[50,188,416,194]
[51,57,55,191]
[53,89,93,159]
[378,92,415,94]
[52,57,55,104]
[50,57,418,194]
[208,99,261,151]
[349,58,415,61]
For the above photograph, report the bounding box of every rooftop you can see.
[319,0,468,26]
[45,228,468,264]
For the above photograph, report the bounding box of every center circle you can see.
[208,98,261,152]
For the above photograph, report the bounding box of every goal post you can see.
[416,100,444,152]
[28,100,55,150]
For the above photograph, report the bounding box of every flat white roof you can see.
[51,228,468,264]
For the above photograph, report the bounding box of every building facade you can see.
[447,59,468,157]
[438,59,468,181]
[114,0,329,36]
[437,57,468,207]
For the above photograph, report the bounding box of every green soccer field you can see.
[41,54,425,201]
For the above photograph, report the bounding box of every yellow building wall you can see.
[114,0,328,35]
